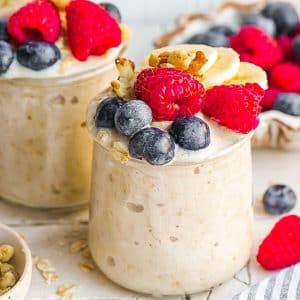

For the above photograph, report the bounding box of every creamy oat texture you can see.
[87,44,264,295]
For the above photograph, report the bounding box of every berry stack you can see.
[0,0,122,74]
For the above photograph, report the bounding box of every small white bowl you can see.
[0,223,32,300]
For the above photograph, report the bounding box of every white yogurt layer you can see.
[87,98,246,165]
[1,42,123,79]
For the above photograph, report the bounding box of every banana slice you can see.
[224,62,268,90]
[0,0,29,17]
[141,44,218,75]
[201,47,240,89]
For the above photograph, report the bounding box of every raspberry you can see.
[134,68,205,121]
[7,0,61,45]
[257,215,300,270]
[261,87,282,111]
[230,25,282,70]
[203,83,264,134]
[66,0,121,61]
[269,63,300,92]
[277,35,293,61]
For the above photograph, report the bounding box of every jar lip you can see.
[0,45,127,86]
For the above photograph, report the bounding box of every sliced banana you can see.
[201,47,240,89]
[224,62,268,90]
[141,44,218,75]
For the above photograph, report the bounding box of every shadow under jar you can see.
[88,128,254,296]
[0,62,121,209]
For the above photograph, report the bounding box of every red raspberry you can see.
[269,63,300,92]
[277,35,294,61]
[203,83,264,134]
[293,24,300,37]
[7,0,61,45]
[66,0,121,61]
[257,215,300,270]
[230,26,282,70]
[261,87,282,111]
[134,68,205,121]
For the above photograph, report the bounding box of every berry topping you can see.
[277,35,293,61]
[66,0,122,61]
[203,83,264,134]
[273,92,300,116]
[261,87,281,111]
[114,100,152,137]
[169,116,210,151]
[257,215,300,270]
[100,2,122,23]
[129,127,175,166]
[269,63,300,92]
[94,97,125,128]
[242,13,276,36]
[16,41,61,71]
[185,32,229,47]
[0,20,9,42]
[208,25,234,37]
[230,26,282,70]
[292,36,300,64]
[262,2,299,35]
[263,184,297,215]
[134,67,205,121]
[0,41,14,74]
[7,0,61,45]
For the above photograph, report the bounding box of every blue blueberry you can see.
[129,127,175,165]
[263,184,297,215]
[292,36,300,64]
[114,100,152,136]
[16,41,61,71]
[262,2,299,35]
[100,2,122,22]
[242,13,276,36]
[273,93,300,116]
[94,97,125,128]
[169,116,210,151]
[0,41,14,75]
[208,25,235,37]
[0,20,9,42]
[185,31,229,47]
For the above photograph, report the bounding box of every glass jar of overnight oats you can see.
[86,44,267,295]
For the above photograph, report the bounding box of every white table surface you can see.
[2,0,299,299]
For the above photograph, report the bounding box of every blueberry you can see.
[262,2,299,35]
[273,93,300,116]
[169,116,210,151]
[292,36,300,64]
[129,127,175,165]
[263,184,297,215]
[242,13,276,36]
[114,100,152,136]
[208,25,235,37]
[0,20,9,42]
[100,2,122,22]
[16,41,61,71]
[185,31,229,47]
[94,97,125,128]
[0,41,14,74]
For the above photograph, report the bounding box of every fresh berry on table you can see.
[186,31,229,47]
[292,35,300,64]
[100,2,122,23]
[241,13,276,36]
[257,215,300,270]
[169,116,210,150]
[114,100,153,136]
[263,184,297,215]
[0,41,14,74]
[94,97,125,128]
[208,25,235,37]
[16,41,61,71]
